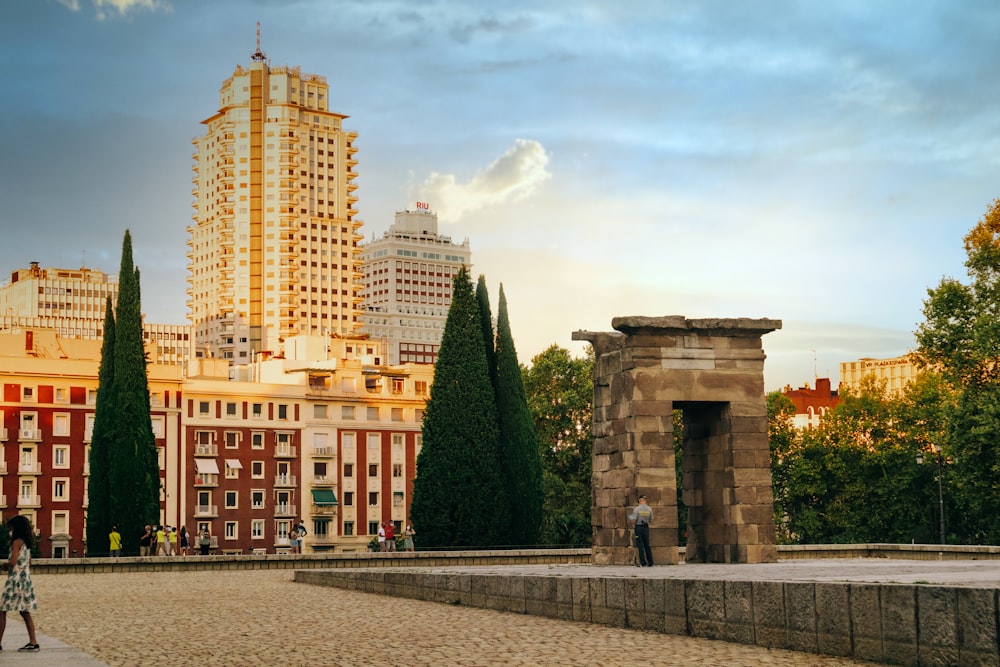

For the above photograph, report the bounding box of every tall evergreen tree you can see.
[86,296,116,554]
[494,284,543,545]
[475,275,497,389]
[410,267,509,548]
[106,231,161,554]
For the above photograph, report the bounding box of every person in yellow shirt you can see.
[109,526,122,557]
[168,526,178,556]
[155,526,166,556]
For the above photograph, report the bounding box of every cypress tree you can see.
[410,266,509,548]
[107,231,161,554]
[494,284,544,546]
[86,295,116,555]
[475,275,497,390]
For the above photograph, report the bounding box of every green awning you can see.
[311,489,338,505]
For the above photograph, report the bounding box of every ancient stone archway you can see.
[573,316,781,565]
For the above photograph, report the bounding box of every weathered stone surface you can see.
[957,587,999,666]
[882,586,918,666]
[917,586,958,666]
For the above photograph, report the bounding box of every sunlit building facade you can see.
[360,208,470,365]
[840,354,920,396]
[188,45,363,365]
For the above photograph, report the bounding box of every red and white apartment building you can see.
[0,329,432,557]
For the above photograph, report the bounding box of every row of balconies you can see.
[1,428,41,442]
[0,495,40,508]
[194,474,298,488]
[193,444,297,458]
[191,504,298,518]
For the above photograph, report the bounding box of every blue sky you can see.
[2,0,998,390]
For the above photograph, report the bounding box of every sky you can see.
[2,0,998,391]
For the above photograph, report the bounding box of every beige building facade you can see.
[188,45,363,365]
[360,208,471,365]
[840,354,920,396]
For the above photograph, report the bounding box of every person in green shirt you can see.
[109,526,122,558]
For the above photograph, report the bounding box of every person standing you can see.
[403,524,416,552]
[0,515,40,652]
[198,529,212,556]
[139,525,153,557]
[287,525,300,554]
[384,521,396,552]
[377,523,386,552]
[109,525,122,557]
[179,526,190,556]
[168,526,178,556]
[155,525,166,556]
[629,494,654,567]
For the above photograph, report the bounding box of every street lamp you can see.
[916,446,946,545]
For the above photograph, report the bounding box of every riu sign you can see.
[416,201,430,210]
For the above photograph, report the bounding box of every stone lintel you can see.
[609,315,782,337]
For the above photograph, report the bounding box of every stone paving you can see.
[32,569,884,666]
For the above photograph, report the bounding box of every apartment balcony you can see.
[310,503,337,516]
[194,473,219,487]
[310,474,334,487]
[311,446,335,458]
[274,445,297,459]
[18,429,41,442]
[83,427,93,444]
[17,495,41,509]
[194,444,218,457]
[17,462,41,475]
[273,504,297,518]
[274,474,297,487]
[193,504,218,518]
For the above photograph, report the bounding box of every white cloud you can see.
[56,0,81,10]
[413,139,551,223]
[85,0,169,20]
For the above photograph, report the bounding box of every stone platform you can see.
[295,558,1000,667]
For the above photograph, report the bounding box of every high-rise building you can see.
[360,207,471,365]
[188,42,363,365]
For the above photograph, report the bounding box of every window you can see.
[368,464,378,477]
[366,406,379,421]
[313,462,328,479]
[53,446,69,469]
[251,519,265,539]
[391,378,404,394]
[313,404,327,419]
[251,432,264,449]
[51,413,69,436]
[277,432,291,447]
[225,491,238,509]
[225,459,241,479]
[251,403,263,419]
[277,404,288,420]
[52,478,69,501]
[391,408,403,422]
[199,401,210,416]
[151,415,165,438]
[392,463,403,478]
[225,432,240,449]
[343,463,353,477]
[343,492,354,506]
[52,511,69,535]
[343,521,354,536]
[415,381,428,396]
[341,405,355,420]
[393,491,404,507]
[341,377,356,392]
[86,389,97,405]
[226,402,238,417]
[367,521,379,535]
[55,387,69,403]
[251,461,265,478]
[22,386,35,402]
[368,492,378,506]
[225,522,238,540]
[313,519,329,537]
[251,490,265,509]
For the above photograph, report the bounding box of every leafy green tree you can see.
[86,296,116,555]
[766,391,798,543]
[522,345,593,546]
[410,266,509,547]
[916,199,1000,543]
[494,285,543,546]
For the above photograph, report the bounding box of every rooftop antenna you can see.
[251,22,267,62]
[811,349,818,380]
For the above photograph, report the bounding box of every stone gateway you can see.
[573,316,781,566]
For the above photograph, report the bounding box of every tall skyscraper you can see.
[188,41,362,364]
[360,207,471,365]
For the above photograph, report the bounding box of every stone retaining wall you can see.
[297,568,1000,667]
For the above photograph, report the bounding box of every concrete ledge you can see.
[296,566,1000,667]
[31,548,591,574]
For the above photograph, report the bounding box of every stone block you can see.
[508,575,526,614]
[784,582,818,653]
[881,585,918,666]
[957,588,999,666]
[723,580,755,645]
[663,579,687,635]
[687,580,726,640]
[815,583,851,657]
[917,586,959,666]
[751,580,786,648]
[572,577,592,622]
[624,578,645,629]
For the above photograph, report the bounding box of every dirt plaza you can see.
[26,569,883,666]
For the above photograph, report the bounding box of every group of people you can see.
[376,522,415,552]
[287,520,307,554]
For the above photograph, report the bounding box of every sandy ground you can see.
[31,569,881,666]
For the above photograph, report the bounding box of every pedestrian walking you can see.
[403,524,416,552]
[0,515,40,652]
[628,494,654,567]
